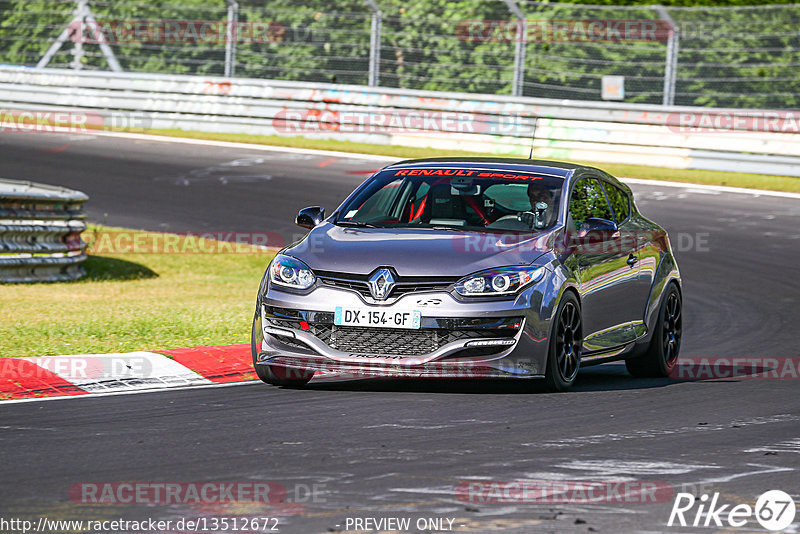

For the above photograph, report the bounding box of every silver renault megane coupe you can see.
[252,158,682,391]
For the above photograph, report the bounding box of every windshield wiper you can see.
[336,221,381,228]
[427,225,465,231]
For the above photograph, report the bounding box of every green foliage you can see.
[0,0,797,108]
[603,182,630,222]
[569,177,612,227]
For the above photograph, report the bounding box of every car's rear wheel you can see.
[251,310,314,387]
[544,292,582,392]
[626,284,682,378]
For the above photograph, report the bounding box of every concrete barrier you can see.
[0,67,798,176]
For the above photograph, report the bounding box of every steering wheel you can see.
[486,214,532,230]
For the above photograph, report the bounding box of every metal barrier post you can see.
[225,0,239,78]
[655,5,679,107]
[70,0,87,70]
[503,0,526,97]
[364,0,382,86]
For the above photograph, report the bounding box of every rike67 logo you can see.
[668,490,796,531]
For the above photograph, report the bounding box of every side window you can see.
[569,178,613,229]
[603,182,630,223]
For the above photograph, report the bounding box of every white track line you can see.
[621,177,800,199]
[0,379,260,405]
[90,129,399,162]
[85,130,800,199]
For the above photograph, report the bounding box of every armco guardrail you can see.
[0,67,798,177]
[0,178,88,283]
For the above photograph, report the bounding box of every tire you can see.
[626,284,682,378]
[543,292,582,392]
[251,309,313,387]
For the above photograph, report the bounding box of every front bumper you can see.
[255,283,556,379]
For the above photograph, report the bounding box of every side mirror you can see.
[578,217,619,241]
[296,206,325,229]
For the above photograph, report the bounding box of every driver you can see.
[518,183,556,229]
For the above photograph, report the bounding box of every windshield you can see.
[337,167,564,233]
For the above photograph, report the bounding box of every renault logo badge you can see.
[368,268,396,300]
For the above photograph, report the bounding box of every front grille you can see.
[329,327,438,355]
[313,324,515,356]
[272,334,308,351]
[318,272,455,300]
[269,319,300,330]
[265,315,520,357]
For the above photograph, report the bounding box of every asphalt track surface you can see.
[1,131,799,534]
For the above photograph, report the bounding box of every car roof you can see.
[381,157,631,196]
[391,156,581,167]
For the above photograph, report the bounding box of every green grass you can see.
[136,128,800,193]
[0,225,272,358]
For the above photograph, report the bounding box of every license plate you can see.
[334,306,421,329]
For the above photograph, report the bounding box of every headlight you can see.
[454,266,546,297]
[269,254,315,290]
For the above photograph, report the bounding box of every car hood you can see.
[283,223,554,277]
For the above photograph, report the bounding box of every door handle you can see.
[627,254,638,267]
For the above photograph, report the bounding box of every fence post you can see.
[364,0,381,86]
[70,0,87,70]
[655,5,679,106]
[225,0,239,77]
[37,0,121,71]
[502,0,526,97]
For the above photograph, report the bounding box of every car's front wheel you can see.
[544,292,582,392]
[251,310,314,387]
[626,284,682,378]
